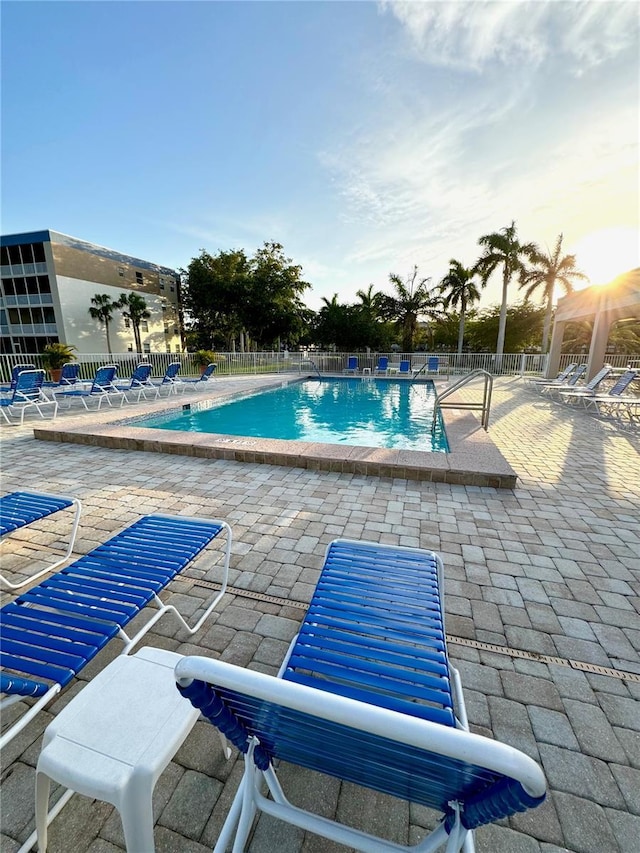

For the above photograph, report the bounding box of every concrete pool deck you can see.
[31,373,518,488]
[1,375,639,852]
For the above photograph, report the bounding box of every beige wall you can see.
[56,277,176,354]
[52,243,169,295]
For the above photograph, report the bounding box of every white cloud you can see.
[380,0,638,74]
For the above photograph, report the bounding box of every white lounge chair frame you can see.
[0,491,82,590]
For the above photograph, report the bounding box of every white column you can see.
[586,310,612,381]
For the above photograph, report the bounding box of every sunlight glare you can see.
[570,227,640,287]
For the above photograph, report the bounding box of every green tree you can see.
[474,221,538,362]
[356,284,385,319]
[381,266,442,352]
[181,249,250,350]
[519,233,589,353]
[431,312,471,351]
[354,284,394,350]
[244,242,311,349]
[465,302,546,353]
[118,292,151,354]
[88,293,120,355]
[315,294,354,350]
[438,260,482,354]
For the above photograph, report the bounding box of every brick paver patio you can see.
[1,376,638,853]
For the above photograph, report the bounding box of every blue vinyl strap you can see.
[179,679,271,770]
[445,776,546,831]
[0,673,49,698]
[283,540,455,726]
[0,492,73,537]
[1,515,224,694]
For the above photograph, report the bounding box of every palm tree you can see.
[88,294,120,355]
[519,234,589,353]
[118,292,151,354]
[438,260,482,354]
[474,221,538,364]
[381,266,442,352]
[355,284,384,319]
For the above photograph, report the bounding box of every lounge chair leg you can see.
[231,742,261,853]
[214,778,246,853]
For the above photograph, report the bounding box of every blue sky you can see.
[2,0,638,310]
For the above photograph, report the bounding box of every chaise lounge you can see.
[177,538,547,852]
[0,513,232,751]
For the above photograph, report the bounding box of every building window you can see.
[135,271,143,284]
[141,320,149,332]
[170,284,175,292]
[143,342,151,354]
[159,282,165,290]
[118,267,125,277]
[124,318,131,328]
[127,345,133,352]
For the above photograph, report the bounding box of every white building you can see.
[0,229,183,355]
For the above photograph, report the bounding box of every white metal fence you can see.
[1,350,639,386]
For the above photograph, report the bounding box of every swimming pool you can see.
[134,377,449,452]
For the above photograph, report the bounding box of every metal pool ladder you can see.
[308,360,323,379]
[431,369,494,432]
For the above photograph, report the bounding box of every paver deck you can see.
[1,375,638,853]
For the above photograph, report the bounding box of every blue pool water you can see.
[134,378,449,452]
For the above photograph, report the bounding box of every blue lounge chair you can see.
[399,359,411,374]
[343,356,358,375]
[539,363,587,395]
[44,362,80,390]
[182,362,217,389]
[55,365,127,409]
[373,356,388,375]
[0,491,81,590]
[177,539,546,852]
[0,513,232,750]
[583,369,638,417]
[528,362,578,388]
[0,363,36,392]
[115,363,159,402]
[0,370,58,425]
[155,361,186,395]
[554,366,612,403]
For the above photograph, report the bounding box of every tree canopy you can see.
[475,221,538,360]
[88,293,120,355]
[439,260,482,354]
[380,267,443,352]
[519,234,588,353]
[181,242,310,351]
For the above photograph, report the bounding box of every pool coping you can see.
[32,374,518,488]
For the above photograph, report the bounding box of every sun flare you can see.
[570,227,640,287]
